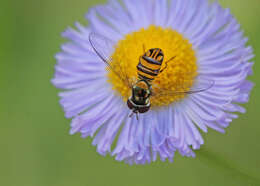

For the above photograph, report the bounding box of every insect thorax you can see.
[131,80,151,105]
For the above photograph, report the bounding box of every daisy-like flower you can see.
[52,0,254,164]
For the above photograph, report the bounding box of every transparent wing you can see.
[152,75,215,96]
[89,32,132,88]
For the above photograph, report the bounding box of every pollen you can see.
[107,25,197,107]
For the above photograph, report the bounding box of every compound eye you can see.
[138,105,150,113]
[127,99,134,109]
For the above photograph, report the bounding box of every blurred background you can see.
[1,0,259,186]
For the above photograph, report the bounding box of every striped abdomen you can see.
[137,48,164,81]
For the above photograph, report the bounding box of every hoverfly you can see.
[89,32,214,119]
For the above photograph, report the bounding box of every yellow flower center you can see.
[108,25,197,107]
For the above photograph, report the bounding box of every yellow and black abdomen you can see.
[137,48,164,81]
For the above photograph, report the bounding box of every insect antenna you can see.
[136,113,139,121]
[129,112,135,118]
[129,110,139,120]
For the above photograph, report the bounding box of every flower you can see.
[52,0,254,164]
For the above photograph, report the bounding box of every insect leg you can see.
[160,56,176,73]
[143,44,146,54]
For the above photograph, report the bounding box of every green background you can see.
[1,0,259,186]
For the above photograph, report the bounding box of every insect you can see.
[89,32,214,119]
[127,47,176,117]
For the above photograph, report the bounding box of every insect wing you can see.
[89,32,131,87]
[89,32,114,64]
[178,78,214,95]
[153,76,215,96]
